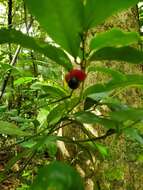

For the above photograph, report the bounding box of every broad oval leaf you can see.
[84,74,143,97]
[88,66,125,80]
[109,108,143,122]
[25,0,84,57]
[75,111,116,129]
[47,103,66,126]
[14,77,36,86]
[0,28,72,70]
[31,82,67,98]
[90,28,140,51]
[123,127,143,144]
[84,0,139,30]
[90,46,143,64]
[30,161,84,190]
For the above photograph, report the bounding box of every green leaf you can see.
[39,136,57,158]
[47,103,66,126]
[90,28,140,50]
[84,141,109,157]
[31,82,67,98]
[30,161,84,190]
[124,127,143,144]
[95,143,109,157]
[25,0,83,57]
[110,108,143,122]
[84,74,143,97]
[90,46,143,64]
[0,28,72,70]
[0,121,30,136]
[14,77,36,86]
[88,66,125,80]
[84,0,139,30]
[75,111,116,129]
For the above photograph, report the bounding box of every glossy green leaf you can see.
[95,143,109,157]
[84,74,143,97]
[88,66,125,80]
[90,46,143,64]
[90,28,140,50]
[75,111,116,129]
[30,161,84,190]
[47,103,66,126]
[0,121,30,136]
[110,108,143,122]
[31,82,67,98]
[14,77,36,86]
[0,28,72,70]
[25,0,83,57]
[84,0,139,30]
[124,127,143,144]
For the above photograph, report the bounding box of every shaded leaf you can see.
[31,82,67,98]
[90,46,143,64]
[124,127,143,144]
[88,66,125,80]
[0,28,72,70]
[110,108,143,122]
[75,111,116,129]
[0,121,30,136]
[84,74,143,97]
[47,103,66,126]
[30,161,84,190]
[90,28,140,50]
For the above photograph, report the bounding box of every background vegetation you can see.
[0,0,143,190]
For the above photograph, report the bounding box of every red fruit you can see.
[65,69,86,82]
[65,69,86,89]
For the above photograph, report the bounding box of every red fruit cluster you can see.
[65,69,86,89]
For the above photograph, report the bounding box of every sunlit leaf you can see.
[14,77,36,86]
[90,28,140,50]
[25,0,83,57]
[84,0,139,30]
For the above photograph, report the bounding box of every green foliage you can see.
[0,121,30,136]
[0,0,143,189]
[25,0,83,57]
[30,161,84,190]
[84,74,143,96]
[83,0,139,29]
[90,46,143,64]
[90,28,140,50]
[0,28,72,69]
